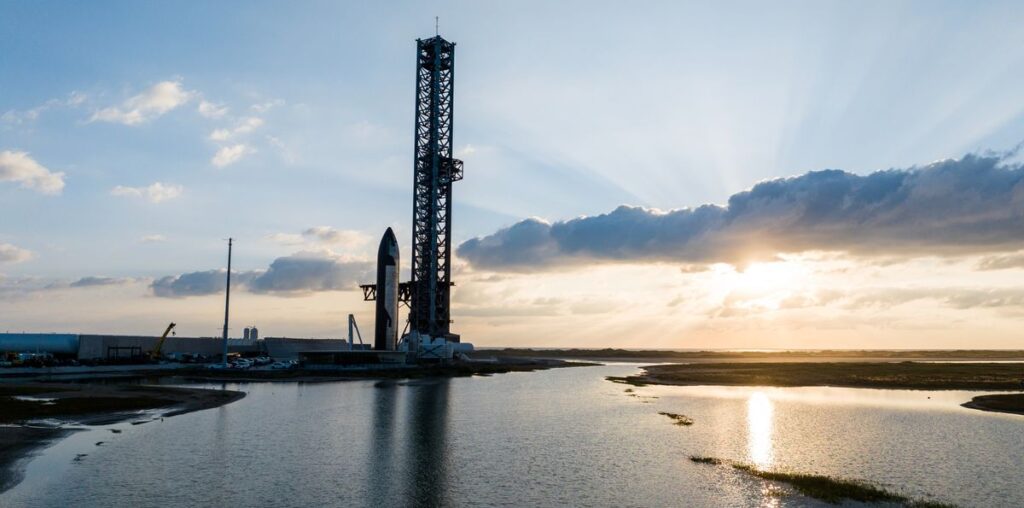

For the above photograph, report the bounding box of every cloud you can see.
[151,269,244,298]
[140,234,167,243]
[850,287,1024,310]
[0,151,65,195]
[250,99,284,113]
[110,182,183,203]
[0,276,49,300]
[266,227,369,248]
[209,117,264,141]
[458,153,1024,271]
[211,144,251,167]
[977,252,1024,270]
[266,233,304,246]
[302,227,368,246]
[0,243,33,264]
[2,91,87,124]
[69,276,133,288]
[247,252,373,294]
[197,100,228,119]
[90,81,192,125]
[0,274,138,300]
[151,251,373,297]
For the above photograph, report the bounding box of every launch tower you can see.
[409,35,462,342]
[361,34,464,358]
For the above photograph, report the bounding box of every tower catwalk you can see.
[410,35,462,341]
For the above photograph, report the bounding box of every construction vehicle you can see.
[150,322,176,360]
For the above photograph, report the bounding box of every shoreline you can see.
[961,394,1024,416]
[610,362,1024,417]
[611,362,1024,391]
[0,357,588,494]
[0,383,245,495]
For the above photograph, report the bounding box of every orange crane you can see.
[150,322,176,360]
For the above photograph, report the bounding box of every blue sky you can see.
[3,1,1024,346]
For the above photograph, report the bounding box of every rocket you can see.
[374,227,400,351]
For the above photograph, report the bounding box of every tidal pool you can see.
[3,364,1019,507]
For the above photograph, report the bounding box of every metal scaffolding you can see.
[410,35,462,340]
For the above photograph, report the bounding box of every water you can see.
[3,364,1022,507]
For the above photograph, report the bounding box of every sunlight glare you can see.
[747,391,774,468]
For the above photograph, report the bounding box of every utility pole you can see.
[221,238,232,366]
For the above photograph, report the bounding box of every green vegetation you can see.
[658,411,694,426]
[605,376,648,386]
[621,362,1024,390]
[689,456,955,507]
[688,456,722,465]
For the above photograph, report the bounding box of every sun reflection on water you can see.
[747,392,774,469]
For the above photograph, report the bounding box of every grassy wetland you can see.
[689,456,956,507]
[610,361,1024,391]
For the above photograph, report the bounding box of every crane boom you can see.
[150,322,176,360]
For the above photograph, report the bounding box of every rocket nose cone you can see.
[378,227,399,258]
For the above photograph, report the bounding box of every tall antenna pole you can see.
[221,237,232,366]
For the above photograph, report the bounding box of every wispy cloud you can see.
[209,116,264,141]
[197,100,228,119]
[211,144,251,167]
[1,91,87,124]
[301,226,367,246]
[0,150,65,195]
[69,276,134,288]
[90,80,192,125]
[267,227,369,249]
[140,234,167,243]
[977,252,1024,270]
[110,182,183,203]
[459,153,1024,271]
[0,243,33,264]
[250,99,284,114]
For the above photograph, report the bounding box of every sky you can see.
[3,1,1024,348]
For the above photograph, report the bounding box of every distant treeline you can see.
[485,348,1024,359]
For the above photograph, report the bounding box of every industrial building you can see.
[0,332,353,363]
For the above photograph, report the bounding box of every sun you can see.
[713,260,811,312]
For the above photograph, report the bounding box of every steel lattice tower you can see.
[410,35,463,340]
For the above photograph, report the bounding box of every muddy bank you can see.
[961,393,1024,416]
[0,383,244,494]
[0,427,73,494]
[610,362,1024,390]
[486,348,1024,363]
[182,358,596,383]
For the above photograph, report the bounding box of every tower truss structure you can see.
[410,35,462,340]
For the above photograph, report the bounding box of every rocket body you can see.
[374,227,400,351]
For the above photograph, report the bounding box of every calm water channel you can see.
[3,364,1022,507]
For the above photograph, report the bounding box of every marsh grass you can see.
[606,376,647,386]
[623,362,1024,391]
[688,456,722,465]
[657,411,694,426]
[688,456,956,507]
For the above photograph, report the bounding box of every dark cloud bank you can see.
[152,253,373,298]
[458,153,1024,271]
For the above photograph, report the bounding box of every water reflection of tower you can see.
[405,379,451,507]
[368,382,400,504]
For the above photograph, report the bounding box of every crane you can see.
[150,322,176,360]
